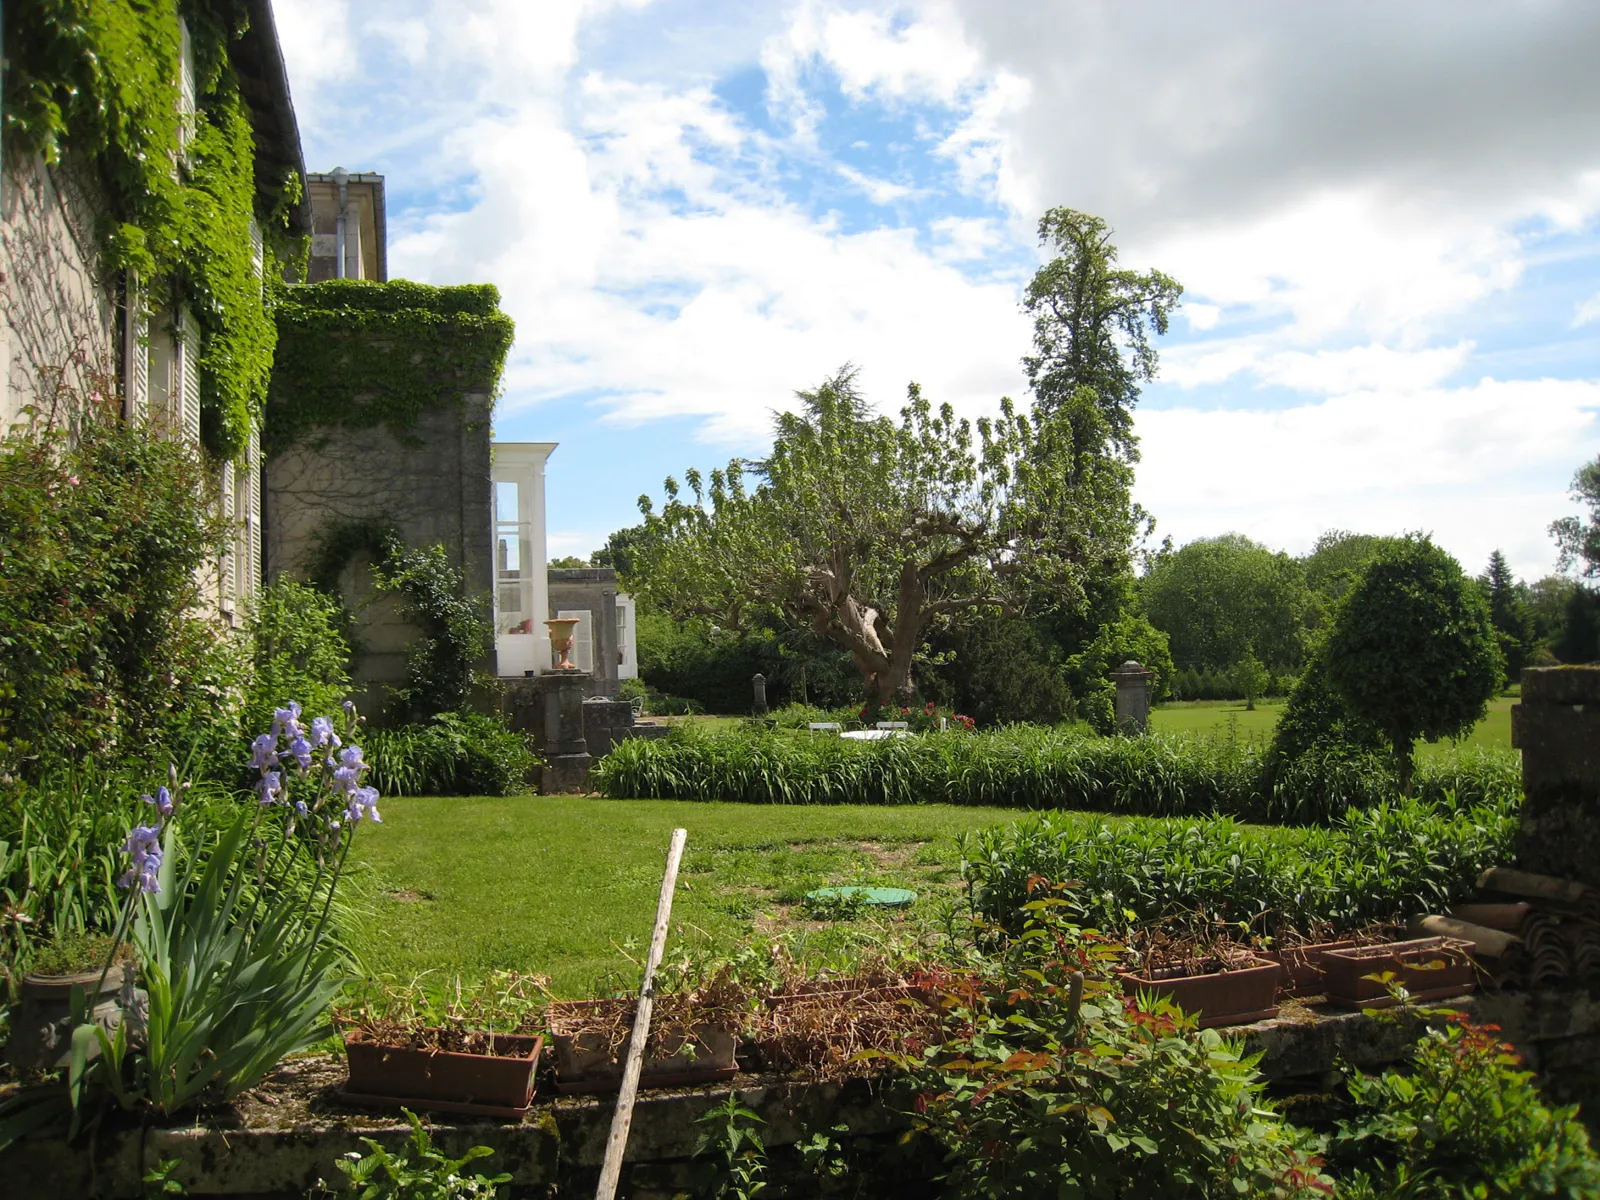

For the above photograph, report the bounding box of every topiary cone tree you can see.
[1322,534,1502,795]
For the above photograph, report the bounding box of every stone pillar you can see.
[752,673,768,716]
[1109,660,1153,734]
[540,670,592,794]
[1511,666,1600,888]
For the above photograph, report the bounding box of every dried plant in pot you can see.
[337,971,549,1117]
[757,971,949,1081]
[548,971,747,1094]
[1320,936,1477,1009]
[1119,928,1279,1029]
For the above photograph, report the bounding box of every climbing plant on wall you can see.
[265,280,516,455]
[3,0,303,459]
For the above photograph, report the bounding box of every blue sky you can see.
[274,0,1600,581]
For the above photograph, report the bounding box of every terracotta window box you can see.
[341,1030,544,1118]
[548,998,738,1094]
[1120,954,1281,1028]
[1321,936,1476,1008]
[1269,940,1357,997]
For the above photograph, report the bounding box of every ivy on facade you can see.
[4,0,302,460]
[265,280,515,455]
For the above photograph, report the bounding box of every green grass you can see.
[348,796,1019,997]
[1149,696,1515,757]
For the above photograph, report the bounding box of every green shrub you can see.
[898,901,1330,1197]
[371,540,493,722]
[958,792,1519,936]
[365,711,536,796]
[244,580,352,736]
[594,724,1518,824]
[1328,1019,1600,1198]
[0,392,231,776]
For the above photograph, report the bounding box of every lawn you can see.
[1149,695,1516,757]
[348,796,1023,997]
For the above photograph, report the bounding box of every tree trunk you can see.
[1394,742,1415,798]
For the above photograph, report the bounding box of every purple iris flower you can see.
[118,824,164,893]
[142,786,176,818]
[311,716,335,747]
[249,733,278,771]
[332,765,360,792]
[343,785,382,825]
[294,800,308,816]
[342,700,357,717]
[255,771,284,805]
[339,745,367,772]
[288,735,313,770]
[272,701,305,740]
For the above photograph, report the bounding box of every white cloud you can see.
[1575,290,1600,328]
[1165,341,1475,395]
[836,163,918,205]
[272,0,355,98]
[1135,378,1600,579]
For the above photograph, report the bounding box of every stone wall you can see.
[549,567,621,696]
[0,150,120,430]
[1512,665,1600,888]
[263,394,494,716]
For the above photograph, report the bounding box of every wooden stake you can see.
[595,827,688,1200]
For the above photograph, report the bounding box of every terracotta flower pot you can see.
[548,998,738,1094]
[341,1030,544,1117]
[1321,936,1476,1009]
[757,982,941,1079]
[1120,954,1281,1028]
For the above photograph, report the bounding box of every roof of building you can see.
[306,171,388,281]
[234,0,311,235]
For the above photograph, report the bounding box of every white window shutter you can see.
[219,460,235,618]
[246,429,261,596]
[124,272,148,420]
[178,305,201,446]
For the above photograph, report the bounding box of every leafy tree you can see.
[1478,549,1536,684]
[923,615,1075,727]
[635,368,1142,706]
[632,211,1177,708]
[547,555,589,569]
[1233,652,1269,711]
[1301,530,1409,611]
[1528,574,1579,650]
[1139,534,1317,674]
[1322,535,1502,794]
[1551,455,1600,578]
[1023,208,1183,448]
[1556,585,1600,664]
[591,522,656,582]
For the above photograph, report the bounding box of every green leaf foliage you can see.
[1328,1020,1600,1198]
[0,395,233,776]
[960,791,1518,938]
[244,580,353,737]
[333,1108,509,1200]
[364,712,535,797]
[1550,455,1600,580]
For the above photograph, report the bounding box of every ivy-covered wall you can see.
[2,0,305,458]
[262,279,515,717]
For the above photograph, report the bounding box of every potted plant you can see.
[5,931,140,1071]
[548,972,746,1094]
[1119,936,1280,1028]
[756,972,945,1080]
[338,971,547,1117]
[1320,936,1476,1009]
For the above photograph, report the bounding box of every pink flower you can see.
[66,475,80,485]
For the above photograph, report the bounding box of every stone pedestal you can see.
[539,670,592,794]
[1511,666,1600,888]
[1109,660,1153,734]
[752,673,768,716]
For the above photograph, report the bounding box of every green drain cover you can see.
[805,886,918,908]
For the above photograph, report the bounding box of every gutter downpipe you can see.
[331,166,349,279]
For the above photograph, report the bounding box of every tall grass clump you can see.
[959,791,1520,936]
[593,725,1518,824]
[364,711,536,797]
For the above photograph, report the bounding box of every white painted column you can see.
[491,442,558,676]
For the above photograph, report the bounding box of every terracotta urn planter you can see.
[6,964,140,1071]
[341,1030,544,1117]
[1120,954,1281,1028]
[544,618,581,670]
[547,998,738,1094]
[1321,936,1476,1009]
